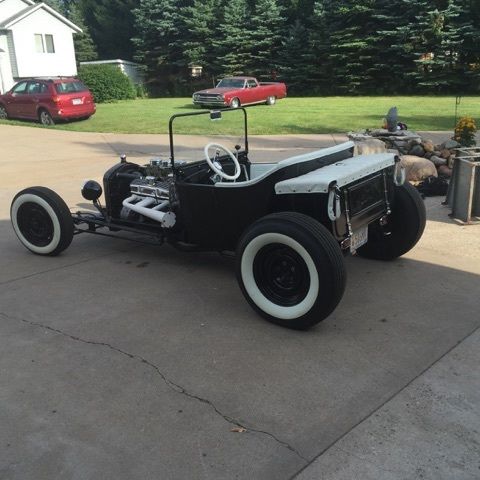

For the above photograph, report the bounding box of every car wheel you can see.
[39,109,55,126]
[0,104,8,120]
[230,98,240,109]
[236,212,346,330]
[11,187,74,256]
[357,182,426,261]
[266,96,276,106]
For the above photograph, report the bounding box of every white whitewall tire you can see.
[236,212,346,330]
[11,187,74,256]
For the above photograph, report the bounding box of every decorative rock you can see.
[409,144,425,157]
[422,140,435,153]
[354,139,387,156]
[442,140,461,150]
[438,165,453,177]
[430,155,447,167]
[400,155,438,182]
[440,149,451,159]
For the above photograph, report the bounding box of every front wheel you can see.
[230,97,240,109]
[39,109,55,126]
[236,212,346,330]
[11,187,74,256]
[357,182,426,261]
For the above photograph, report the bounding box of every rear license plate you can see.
[351,226,368,252]
[72,98,83,105]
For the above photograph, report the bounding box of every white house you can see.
[0,0,81,93]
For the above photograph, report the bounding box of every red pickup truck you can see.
[192,76,287,108]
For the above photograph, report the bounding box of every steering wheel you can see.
[204,142,241,181]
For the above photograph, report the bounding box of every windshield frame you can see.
[216,78,246,89]
[168,108,249,171]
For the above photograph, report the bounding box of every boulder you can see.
[400,155,438,182]
[354,138,387,156]
[409,144,425,157]
[424,151,433,159]
[438,165,453,177]
[422,140,435,153]
[430,155,447,167]
[442,140,460,150]
[440,149,452,159]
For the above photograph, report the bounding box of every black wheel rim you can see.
[253,243,310,306]
[17,202,54,247]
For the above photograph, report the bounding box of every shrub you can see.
[78,64,136,103]
[454,116,477,147]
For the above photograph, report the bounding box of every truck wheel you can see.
[357,182,426,261]
[11,187,74,256]
[230,98,240,109]
[266,96,276,106]
[236,212,346,330]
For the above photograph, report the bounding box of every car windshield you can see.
[216,78,245,89]
[54,81,88,94]
[169,108,247,164]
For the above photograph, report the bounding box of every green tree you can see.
[177,0,220,74]
[215,0,251,75]
[279,19,314,92]
[246,0,285,78]
[69,3,98,63]
[78,0,136,60]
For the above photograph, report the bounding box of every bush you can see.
[78,64,136,103]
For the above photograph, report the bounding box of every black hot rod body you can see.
[10,108,426,329]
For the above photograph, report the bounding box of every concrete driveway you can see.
[0,125,479,479]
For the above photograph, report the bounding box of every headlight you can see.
[193,94,199,100]
[216,95,223,100]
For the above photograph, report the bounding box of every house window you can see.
[34,34,55,53]
[34,34,44,53]
[45,34,55,53]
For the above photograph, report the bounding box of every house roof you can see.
[0,2,82,33]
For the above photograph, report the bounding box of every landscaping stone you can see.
[354,139,386,156]
[441,149,452,159]
[410,144,425,157]
[400,155,438,182]
[442,140,461,150]
[438,165,453,177]
[422,140,435,152]
[431,155,447,167]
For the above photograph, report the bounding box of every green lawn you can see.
[1,96,478,134]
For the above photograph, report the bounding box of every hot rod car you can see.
[10,108,426,329]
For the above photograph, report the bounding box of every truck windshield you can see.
[216,78,245,88]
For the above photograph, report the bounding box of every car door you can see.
[6,81,28,117]
[24,81,43,118]
[246,79,263,103]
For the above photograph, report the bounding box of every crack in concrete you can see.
[1,312,309,463]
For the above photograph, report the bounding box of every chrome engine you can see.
[119,159,185,228]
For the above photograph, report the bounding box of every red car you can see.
[193,76,287,108]
[0,77,96,126]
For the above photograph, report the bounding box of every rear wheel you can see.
[0,104,8,119]
[230,97,240,109]
[11,187,73,256]
[357,182,426,260]
[266,96,276,106]
[39,109,55,126]
[236,212,346,330]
